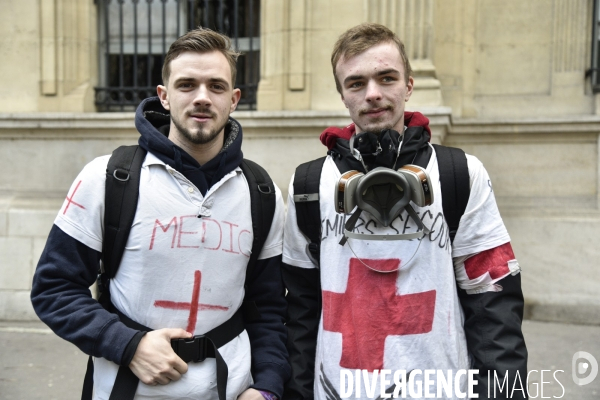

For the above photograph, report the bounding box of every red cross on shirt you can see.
[63,180,86,214]
[154,270,229,333]
[322,258,436,372]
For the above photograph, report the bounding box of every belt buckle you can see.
[172,335,208,363]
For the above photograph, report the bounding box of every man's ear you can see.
[156,85,170,110]
[229,88,242,113]
[405,76,414,101]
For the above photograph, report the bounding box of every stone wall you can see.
[2,0,600,324]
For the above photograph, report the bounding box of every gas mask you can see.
[335,130,433,245]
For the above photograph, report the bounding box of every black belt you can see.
[81,306,245,400]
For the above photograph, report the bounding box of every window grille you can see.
[95,0,260,111]
[591,0,600,92]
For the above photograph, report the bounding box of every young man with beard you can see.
[282,23,527,399]
[31,28,289,400]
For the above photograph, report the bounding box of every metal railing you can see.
[95,0,260,111]
[590,0,600,92]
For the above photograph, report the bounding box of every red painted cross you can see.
[63,180,86,215]
[464,242,514,280]
[154,270,229,333]
[322,258,436,372]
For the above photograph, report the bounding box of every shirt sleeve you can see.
[258,183,285,260]
[53,155,110,252]
[451,155,511,258]
[282,174,318,269]
[451,155,522,293]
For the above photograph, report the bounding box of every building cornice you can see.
[0,108,453,140]
[450,116,600,143]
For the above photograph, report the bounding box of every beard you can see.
[356,118,397,135]
[170,108,229,145]
[356,120,395,134]
[356,105,396,133]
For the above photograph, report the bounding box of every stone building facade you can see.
[1,0,599,323]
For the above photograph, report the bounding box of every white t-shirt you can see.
[283,145,518,399]
[55,152,285,400]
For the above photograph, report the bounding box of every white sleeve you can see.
[257,182,285,260]
[282,173,317,269]
[451,154,511,258]
[451,154,520,293]
[53,155,110,252]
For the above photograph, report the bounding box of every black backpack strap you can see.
[82,145,146,400]
[293,157,326,267]
[107,306,246,400]
[102,145,147,281]
[432,144,470,244]
[239,159,276,282]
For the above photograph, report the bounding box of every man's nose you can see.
[365,81,382,102]
[193,85,212,107]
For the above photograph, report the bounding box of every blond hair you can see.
[331,23,412,93]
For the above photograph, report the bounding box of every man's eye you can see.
[212,84,225,91]
[349,82,363,89]
[382,76,395,82]
[179,83,193,89]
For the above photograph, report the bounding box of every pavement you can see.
[1,319,599,399]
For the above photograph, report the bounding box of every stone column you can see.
[36,0,97,112]
[258,0,443,110]
[257,0,313,111]
[366,0,442,107]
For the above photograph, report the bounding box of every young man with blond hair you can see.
[32,28,289,400]
[283,23,527,399]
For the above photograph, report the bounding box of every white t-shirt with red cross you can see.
[283,145,520,400]
[55,152,285,400]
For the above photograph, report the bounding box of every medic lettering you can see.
[148,214,251,256]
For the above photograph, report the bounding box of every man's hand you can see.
[129,328,191,386]
[238,388,265,400]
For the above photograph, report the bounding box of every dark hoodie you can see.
[319,111,434,173]
[31,97,290,398]
[136,96,244,195]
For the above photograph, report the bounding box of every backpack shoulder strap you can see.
[293,156,327,266]
[239,159,276,282]
[83,145,146,400]
[102,145,146,280]
[432,144,470,244]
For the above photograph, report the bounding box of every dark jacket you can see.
[31,97,290,398]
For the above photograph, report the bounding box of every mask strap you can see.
[339,204,430,245]
[348,134,370,172]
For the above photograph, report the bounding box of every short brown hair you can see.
[162,28,240,86]
[331,23,412,93]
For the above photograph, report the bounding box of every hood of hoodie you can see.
[320,111,433,172]
[135,96,244,196]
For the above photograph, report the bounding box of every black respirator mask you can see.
[335,129,433,245]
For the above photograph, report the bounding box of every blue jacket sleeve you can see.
[30,224,139,365]
[244,254,291,399]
